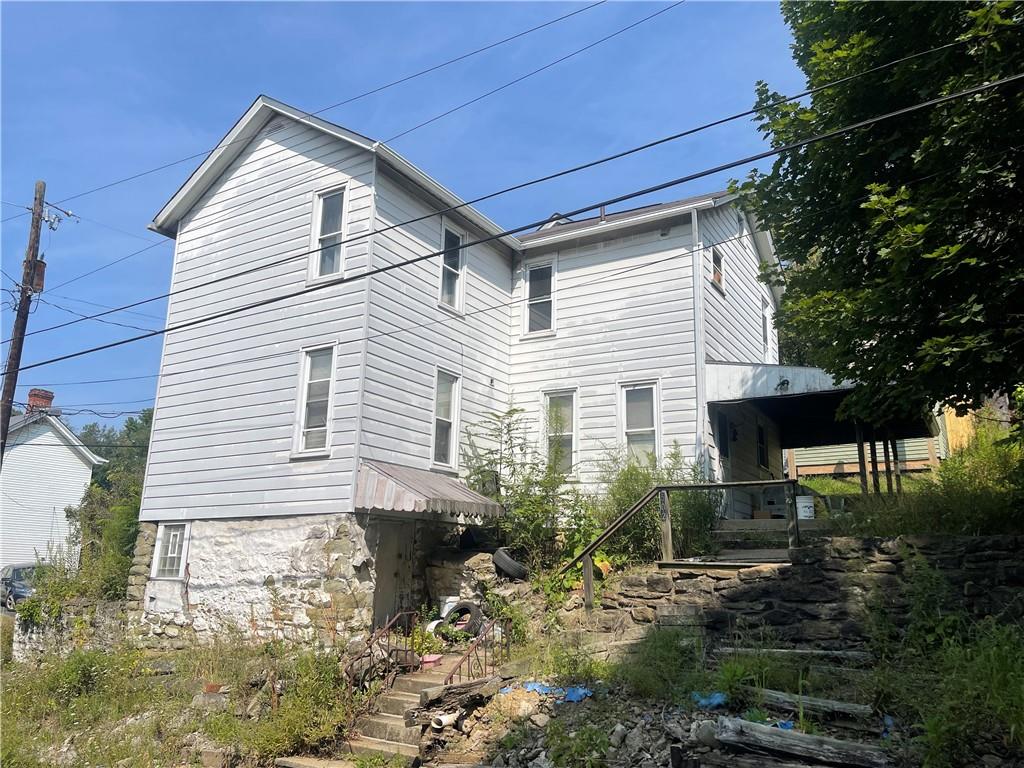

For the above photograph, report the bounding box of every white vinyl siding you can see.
[0,420,94,567]
[152,522,189,579]
[140,116,373,521]
[432,370,459,467]
[545,390,575,474]
[439,227,464,311]
[511,220,698,489]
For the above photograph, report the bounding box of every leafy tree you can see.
[78,409,152,488]
[736,2,1024,422]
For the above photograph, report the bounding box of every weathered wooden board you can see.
[716,716,889,768]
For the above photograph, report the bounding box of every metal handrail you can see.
[344,610,417,678]
[560,478,800,575]
[443,617,511,686]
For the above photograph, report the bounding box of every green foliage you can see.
[545,719,609,768]
[463,406,599,571]
[611,628,709,703]
[597,446,721,564]
[483,588,529,645]
[827,419,1024,537]
[0,614,13,664]
[741,706,769,724]
[736,3,1024,421]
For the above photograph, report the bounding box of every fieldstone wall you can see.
[12,600,126,662]
[582,535,1024,648]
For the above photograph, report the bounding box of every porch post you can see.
[882,433,894,495]
[785,481,801,550]
[582,554,594,613]
[854,421,869,496]
[786,448,798,480]
[868,432,882,495]
[659,489,673,561]
[890,435,904,496]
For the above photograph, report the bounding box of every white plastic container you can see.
[796,495,815,520]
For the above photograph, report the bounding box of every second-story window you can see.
[526,263,553,333]
[545,390,575,474]
[315,187,345,278]
[433,370,459,467]
[623,383,657,463]
[762,297,771,359]
[711,247,725,292]
[439,228,463,310]
[298,347,334,452]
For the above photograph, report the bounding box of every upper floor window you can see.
[623,383,657,463]
[761,297,771,359]
[757,423,769,470]
[439,228,463,311]
[526,263,554,333]
[298,347,334,453]
[545,390,575,474]
[711,247,725,293]
[433,370,460,467]
[152,522,189,579]
[314,187,345,278]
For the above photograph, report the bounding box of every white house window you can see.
[439,228,463,310]
[623,383,657,462]
[299,347,334,452]
[545,390,575,474]
[315,187,345,277]
[711,248,724,292]
[526,263,554,333]
[762,297,771,359]
[433,370,459,466]
[153,523,189,579]
[757,423,769,470]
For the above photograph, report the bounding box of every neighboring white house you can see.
[134,95,930,641]
[0,389,107,567]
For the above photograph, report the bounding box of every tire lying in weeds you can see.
[492,547,529,581]
[441,601,484,636]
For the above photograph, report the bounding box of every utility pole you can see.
[0,180,47,468]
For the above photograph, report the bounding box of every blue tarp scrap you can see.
[691,691,728,709]
[500,681,593,703]
[774,720,795,730]
[563,686,593,703]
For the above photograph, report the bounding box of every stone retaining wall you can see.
[12,600,126,662]
[585,536,1024,647]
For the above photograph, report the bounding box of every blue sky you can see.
[1,1,803,431]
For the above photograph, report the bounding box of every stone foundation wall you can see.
[586,535,1024,648]
[13,600,126,662]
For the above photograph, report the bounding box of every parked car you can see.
[0,563,38,611]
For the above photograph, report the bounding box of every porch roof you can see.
[354,460,503,523]
[706,362,938,448]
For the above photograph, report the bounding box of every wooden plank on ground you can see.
[716,647,872,665]
[739,686,873,718]
[716,716,889,768]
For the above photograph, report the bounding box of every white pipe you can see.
[431,711,459,730]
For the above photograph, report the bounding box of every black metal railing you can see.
[344,610,419,682]
[443,617,512,685]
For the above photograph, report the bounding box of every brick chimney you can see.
[27,388,55,412]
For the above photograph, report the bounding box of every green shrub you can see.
[545,719,609,768]
[611,628,709,702]
[0,614,13,664]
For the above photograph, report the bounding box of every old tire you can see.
[493,548,529,581]
[442,601,484,636]
[4,594,14,612]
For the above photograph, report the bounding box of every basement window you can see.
[152,523,189,579]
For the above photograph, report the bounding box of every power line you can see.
[384,1,685,143]
[45,294,166,322]
[45,241,169,293]
[16,374,159,387]
[0,1,607,225]
[11,70,1023,375]
[35,296,156,334]
[14,29,1013,344]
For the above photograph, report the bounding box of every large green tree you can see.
[738,1,1024,422]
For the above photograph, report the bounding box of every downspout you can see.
[690,209,708,473]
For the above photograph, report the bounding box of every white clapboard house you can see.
[136,96,934,638]
[0,389,106,567]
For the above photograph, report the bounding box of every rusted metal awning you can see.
[354,460,503,523]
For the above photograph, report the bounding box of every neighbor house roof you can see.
[148,95,520,252]
[355,460,502,523]
[6,411,107,466]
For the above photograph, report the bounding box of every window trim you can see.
[437,223,466,314]
[291,343,337,459]
[756,420,770,471]
[542,387,578,478]
[521,258,557,338]
[150,522,190,580]
[307,183,349,284]
[430,367,461,470]
[619,380,661,463]
[761,296,772,361]
[710,247,725,295]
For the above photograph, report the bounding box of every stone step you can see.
[377,690,421,716]
[392,671,450,694]
[656,604,708,627]
[717,548,790,562]
[275,758,355,768]
[357,712,423,745]
[716,518,830,532]
[345,735,419,761]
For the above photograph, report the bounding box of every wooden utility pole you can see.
[0,181,47,468]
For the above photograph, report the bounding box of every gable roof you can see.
[6,412,107,467]
[149,95,519,251]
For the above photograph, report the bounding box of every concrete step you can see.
[357,712,422,745]
[275,757,356,768]
[392,671,450,694]
[345,735,418,761]
[716,548,790,563]
[717,518,830,532]
[377,689,421,716]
